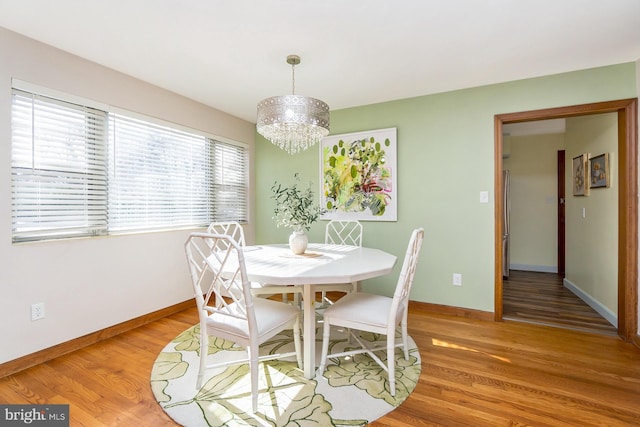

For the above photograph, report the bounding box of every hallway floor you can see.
[503,270,618,335]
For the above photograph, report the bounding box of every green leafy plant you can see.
[271,173,327,232]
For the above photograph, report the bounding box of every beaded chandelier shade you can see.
[256,55,330,155]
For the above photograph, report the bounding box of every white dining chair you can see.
[318,220,364,305]
[185,232,302,413]
[317,227,424,396]
[207,221,303,304]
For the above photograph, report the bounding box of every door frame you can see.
[494,98,638,342]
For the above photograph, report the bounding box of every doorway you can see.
[494,99,638,342]
[502,132,614,333]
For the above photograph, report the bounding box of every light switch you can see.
[479,191,489,204]
[582,207,586,218]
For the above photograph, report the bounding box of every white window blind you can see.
[11,90,108,242]
[108,114,216,231]
[11,86,249,242]
[211,140,249,222]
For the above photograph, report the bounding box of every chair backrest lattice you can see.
[185,232,253,323]
[325,220,363,247]
[207,221,246,248]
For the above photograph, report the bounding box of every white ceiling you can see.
[1,0,639,123]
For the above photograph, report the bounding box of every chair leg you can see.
[317,321,332,377]
[401,318,409,360]
[387,338,396,396]
[293,317,303,369]
[248,346,259,413]
[197,324,208,389]
[321,290,329,304]
[293,292,301,308]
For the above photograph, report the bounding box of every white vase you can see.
[289,230,308,255]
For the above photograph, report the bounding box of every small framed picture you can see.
[572,153,589,196]
[589,153,610,189]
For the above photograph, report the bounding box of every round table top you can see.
[240,243,397,285]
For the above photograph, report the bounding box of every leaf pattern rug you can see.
[151,324,420,426]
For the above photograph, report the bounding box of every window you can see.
[11,90,109,241]
[11,85,248,243]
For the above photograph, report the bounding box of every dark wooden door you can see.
[557,150,565,277]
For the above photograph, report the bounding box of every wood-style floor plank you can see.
[1,299,639,426]
[503,270,617,334]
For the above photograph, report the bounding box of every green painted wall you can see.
[255,63,637,313]
[565,113,619,317]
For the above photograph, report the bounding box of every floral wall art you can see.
[589,153,610,189]
[572,152,589,196]
[320,127,397,221]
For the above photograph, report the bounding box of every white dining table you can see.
[241,243,397,379]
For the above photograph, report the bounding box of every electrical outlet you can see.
[31,302,45,321]
[453,273,462,286]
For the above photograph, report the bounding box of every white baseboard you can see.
[563,278,617,327]
[509,264,558,273]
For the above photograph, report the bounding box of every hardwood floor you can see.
[1,300,639,426]
[503,269,618,335]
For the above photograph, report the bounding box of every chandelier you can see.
[256,55,330,155]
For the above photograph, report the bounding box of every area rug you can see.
[151,324,420,426]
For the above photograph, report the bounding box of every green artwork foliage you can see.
[323,136,393,216]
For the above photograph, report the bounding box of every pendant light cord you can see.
[291,62,296,95]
